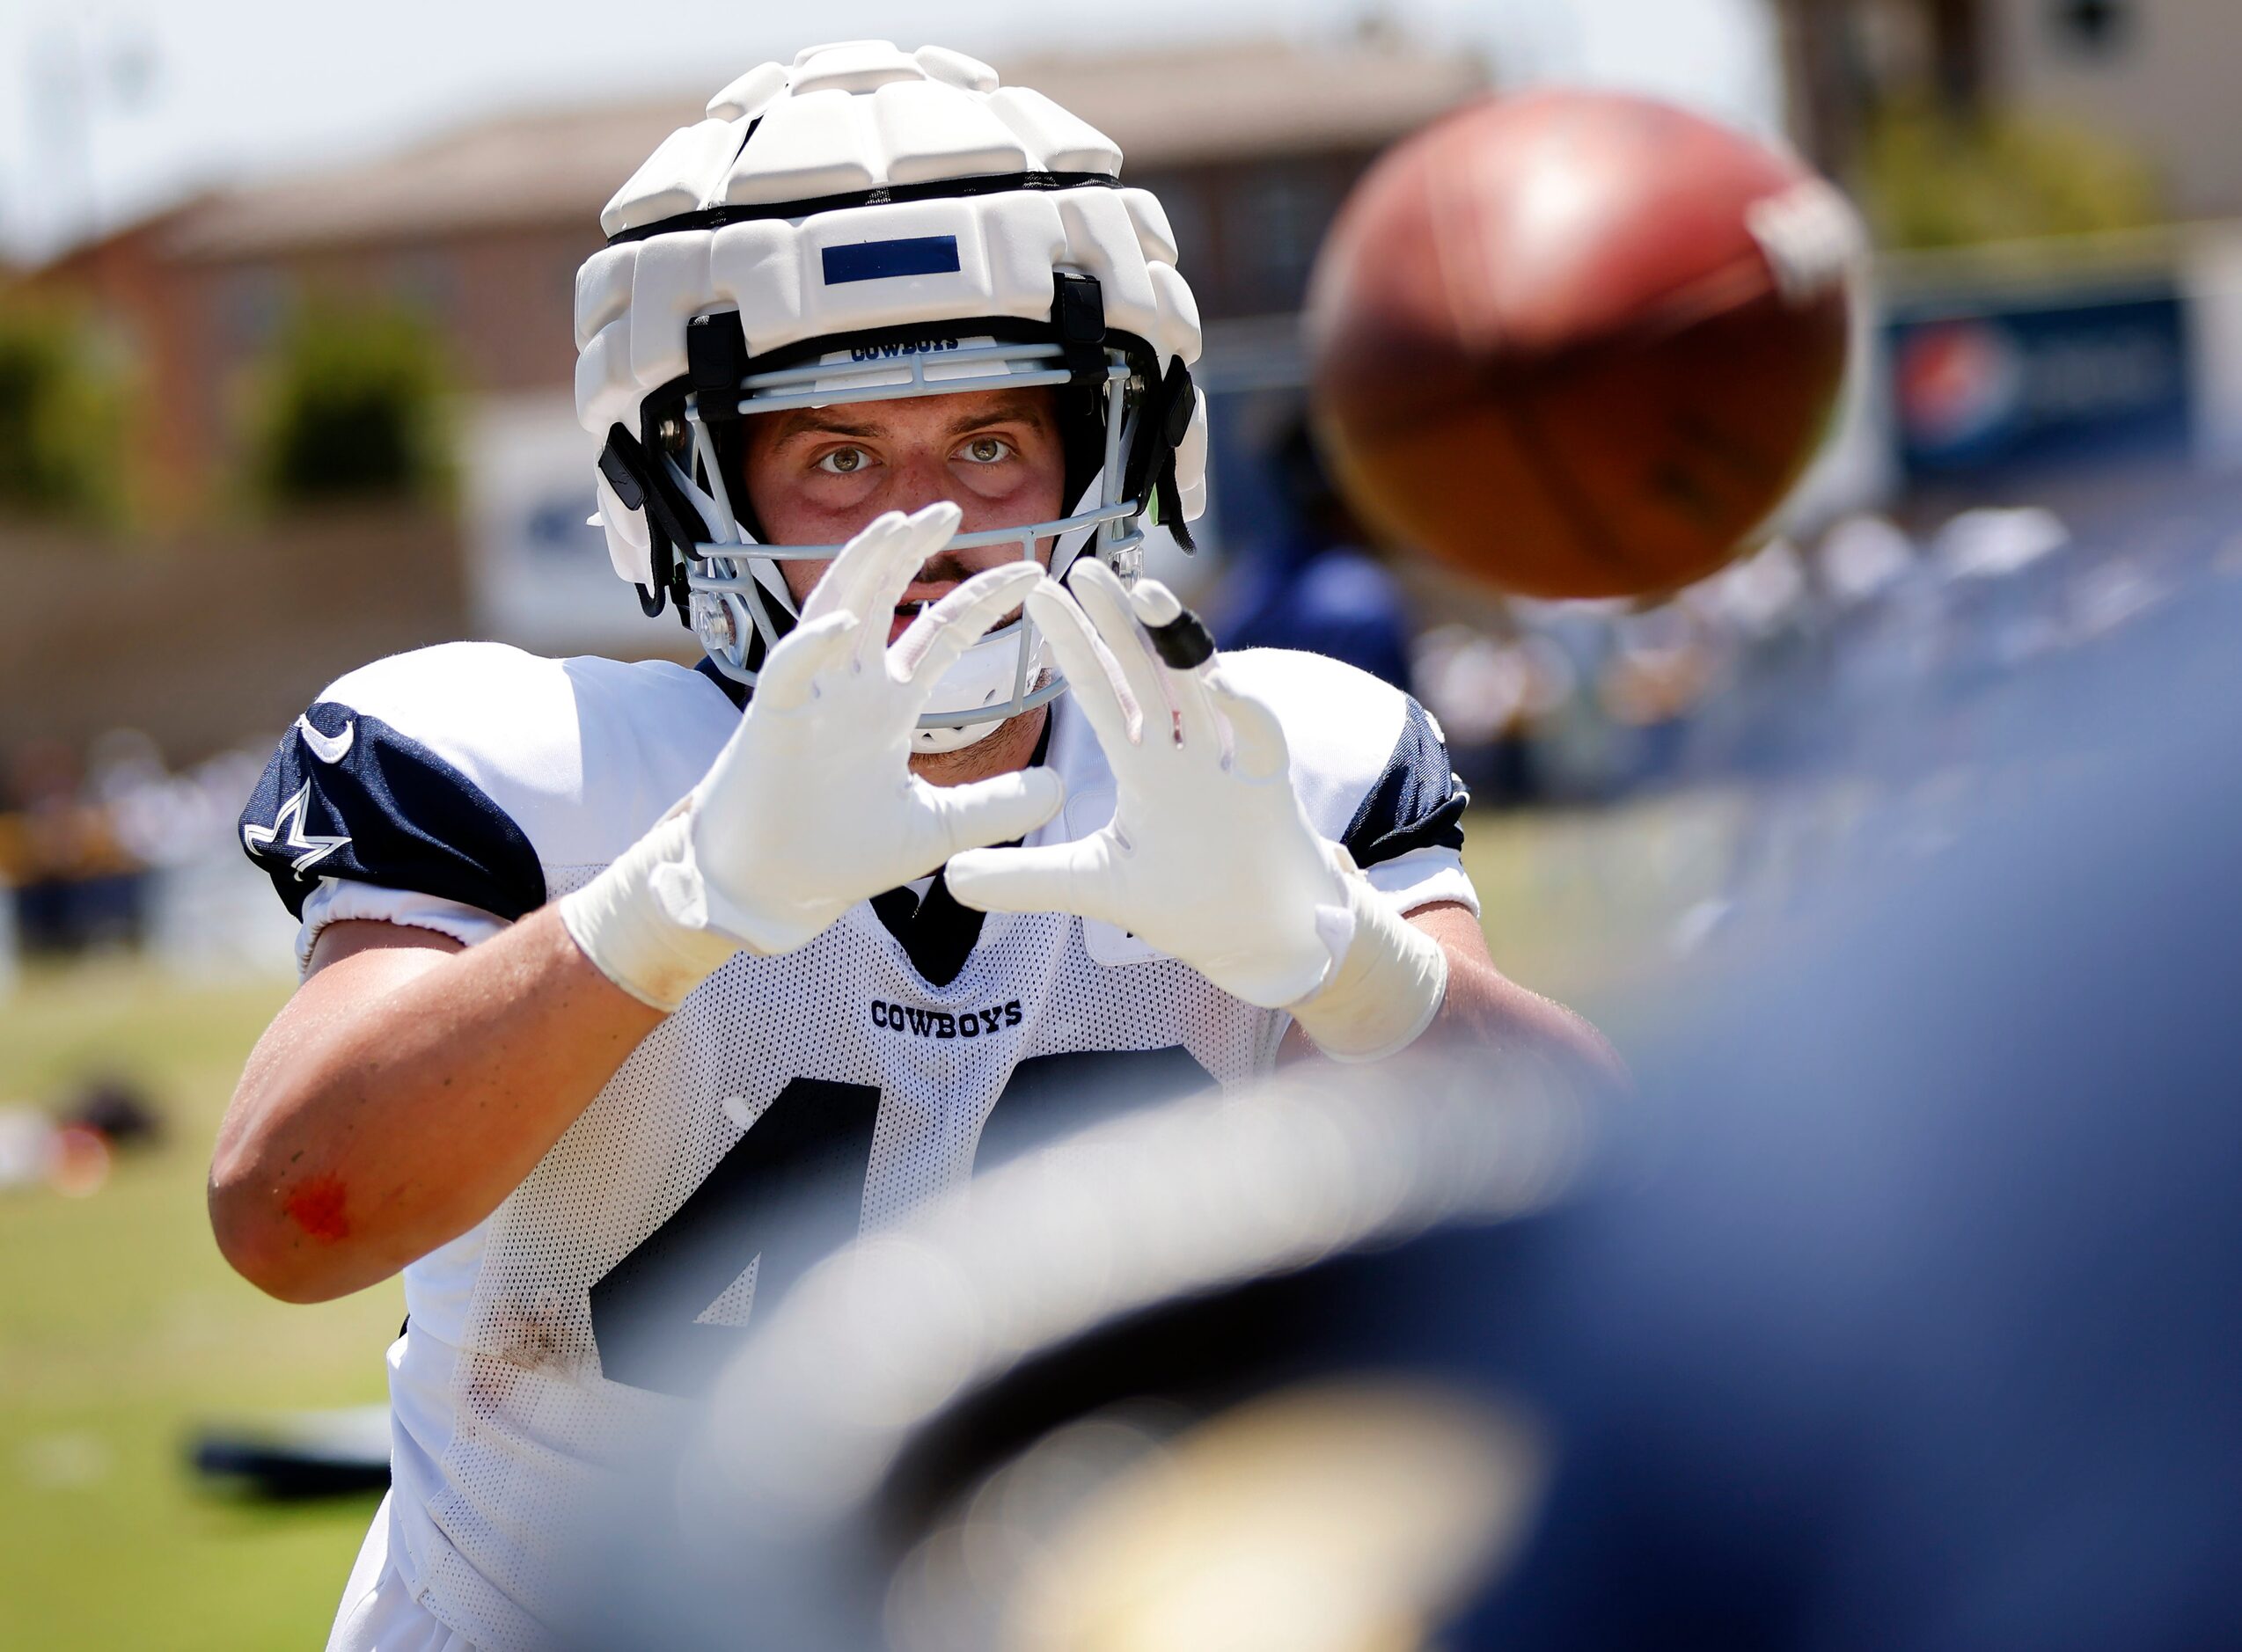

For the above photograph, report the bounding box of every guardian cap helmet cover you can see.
[576,40,1209,750]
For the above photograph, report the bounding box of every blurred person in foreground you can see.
[1217,415,1414,691]
[1450,581,2242,1648]
[601,554,2242,1652]
[204,42,1617,1652]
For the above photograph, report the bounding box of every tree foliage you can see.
[1859,100,2165,251]
[0,294,121,522]
[249,300,450,508]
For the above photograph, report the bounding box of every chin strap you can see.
[600,422,710,623]
[1120,355,1198,552]
[1051,271,1195,553]
[1053,273,1107,387]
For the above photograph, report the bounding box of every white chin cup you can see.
[912,618,1056,753]
[693,476,1105,750]
[909,490,1097,753]
[915,722,999,755]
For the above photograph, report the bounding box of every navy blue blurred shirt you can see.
[1218,535,1413,694]
[1440,586,2242,1650]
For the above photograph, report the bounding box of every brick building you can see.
[4,37,1487,761]
[49,38,1488,517]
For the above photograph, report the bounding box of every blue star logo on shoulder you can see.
[242,781,351,879]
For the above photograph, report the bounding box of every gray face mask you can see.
[672,340,1153,750]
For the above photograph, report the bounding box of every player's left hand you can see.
[947,562,1447,1057]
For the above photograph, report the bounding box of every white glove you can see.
[945,561,1447,1061]
[561,502,1064,1009]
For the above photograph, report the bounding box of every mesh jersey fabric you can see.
[241,639,1476,1651]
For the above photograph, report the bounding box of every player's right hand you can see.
[559,502,1064,1009]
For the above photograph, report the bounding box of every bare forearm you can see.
[210,908,663,1302]
[1279,902,1627,1093]
[1428,949,1630,1093]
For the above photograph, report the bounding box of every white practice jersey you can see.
[241,640,1476,1651]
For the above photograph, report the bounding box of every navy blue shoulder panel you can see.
[1339,696,1470,870]
[238,703,547,922]
[693,654,749,710]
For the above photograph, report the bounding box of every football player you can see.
[209,43,1620,1652]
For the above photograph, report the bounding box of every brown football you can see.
[1305,90,1857,600]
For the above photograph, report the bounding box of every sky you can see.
[0,0,1780,262]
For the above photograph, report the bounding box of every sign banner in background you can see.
[461,396,688,659]
[1888,286,2193,481]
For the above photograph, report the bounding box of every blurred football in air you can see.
[1306,89,1858,600]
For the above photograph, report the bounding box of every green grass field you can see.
[0,958,402,1648]
[0,800,1718,1647]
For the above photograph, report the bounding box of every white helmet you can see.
[575,40,1210,751]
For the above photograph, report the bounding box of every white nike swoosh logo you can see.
[296,715,355,764]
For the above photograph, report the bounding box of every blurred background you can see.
[4,0,2241,1644]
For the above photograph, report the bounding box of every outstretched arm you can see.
[952,565,1624,1085]
[1294,900,1630,1093]
[210,911,661,1303]
[211,504,1060,1304]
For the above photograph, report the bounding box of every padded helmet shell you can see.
[576,41,1208,590]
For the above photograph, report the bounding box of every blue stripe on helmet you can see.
[820,236,963,284]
